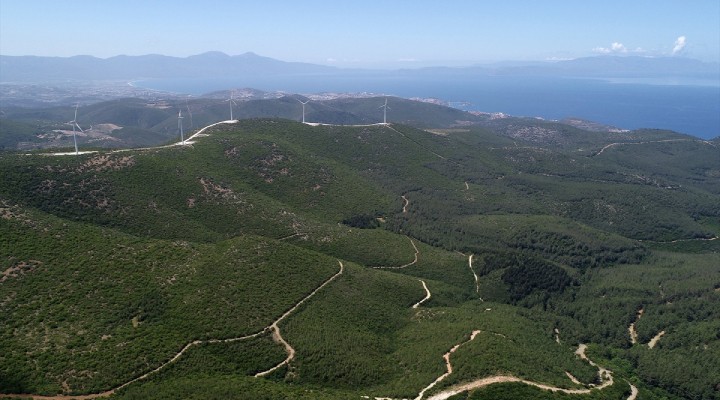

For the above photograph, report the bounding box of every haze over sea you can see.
[137,75,720,140]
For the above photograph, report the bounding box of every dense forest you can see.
[1,112,718,399]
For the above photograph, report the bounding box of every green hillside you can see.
[1,118,718,399]
[1,96,487,151]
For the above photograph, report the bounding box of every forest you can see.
[1,115,719,399]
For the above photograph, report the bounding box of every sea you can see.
[137,74,720,139]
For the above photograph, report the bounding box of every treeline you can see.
[342,213,381,229]
[478,252,573,304]
[512,229,647,269]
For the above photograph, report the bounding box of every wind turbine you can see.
[379,98,390,125]
[66,104,84,155]
[178,109,185,144]
[225,91,237,121]
[296,98,310,123]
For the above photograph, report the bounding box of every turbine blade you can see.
[76,123,84,133]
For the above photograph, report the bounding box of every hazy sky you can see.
[1,0,718,68]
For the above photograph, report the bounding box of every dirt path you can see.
[416,330,482,400]
[412,280,432,309]
[554,328,561,344]
[422,342,613,400]
[565,372,582,385]
[647,331,665,349]
[255,261,345,377]
[1,261,345,399]
[629,308,644,345]
[467,254,482,299]
[627,382,639,400]
[639,236,718,244]
[374,237,419,270]
[593,138,713,157]
[385,125,446,160]
[402,195,410,213]
[464,181,469,190]
[38,120,238,158]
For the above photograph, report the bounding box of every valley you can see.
[1,106,719,399]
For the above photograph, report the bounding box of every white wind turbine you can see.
[296,98,310,123]
[225,91,237,121]
[178,109,185,144]
[379,98,390,125]
[66,104,84,155]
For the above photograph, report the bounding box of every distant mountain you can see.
[0,52,338,82]
[2,52,718,83]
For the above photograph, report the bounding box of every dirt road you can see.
[412,280,432,309]
[2,261,345,399]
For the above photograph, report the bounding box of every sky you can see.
[1,0,719,68]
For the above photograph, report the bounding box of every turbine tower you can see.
[225,91,237,121]
[296,98,310,123]
[66,104,84,155]
[178,110,185,144]
[379,98,391,125]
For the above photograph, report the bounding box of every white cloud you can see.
[611,42,627,52]
[593,42,628,54]
[672,36,687,55]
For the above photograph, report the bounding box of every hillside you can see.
[1,119,719,399]
[2,94,708,153]
[0,96,489,151]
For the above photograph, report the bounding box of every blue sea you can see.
[137,74,720,139]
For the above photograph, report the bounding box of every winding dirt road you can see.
[423,343,614,400]
[255,261,345,377]
[412,280,432,309]
[41,120,238,157]
[629,308,644,345]
[639,236,718,244]
[593,138,715,157]
[373,237,419,270]
[1,261,345,399]
[467,254,481,298]
[627,382,639,400]
[401,195,410,213]
[416,331,482,400]
[647,331,665,349]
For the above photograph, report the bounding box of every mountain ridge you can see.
[2,52,717,83]
[0,51,339,82]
